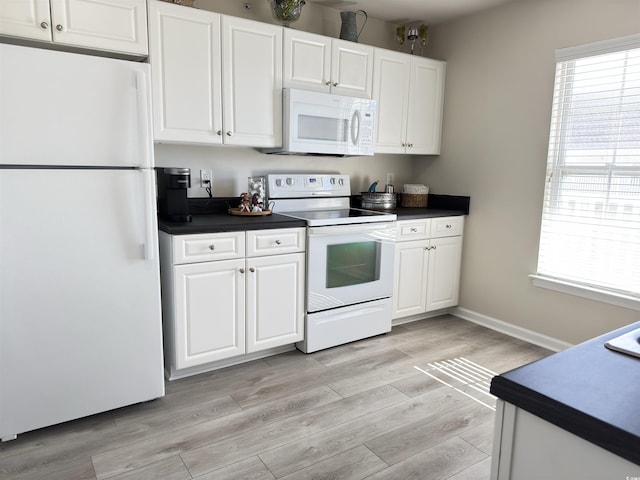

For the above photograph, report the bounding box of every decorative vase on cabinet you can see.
[269,0,305,27]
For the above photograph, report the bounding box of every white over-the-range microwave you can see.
[263,88,376,156]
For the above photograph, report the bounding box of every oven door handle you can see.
[308,222,395,237]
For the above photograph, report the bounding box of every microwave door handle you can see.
[351,109,361,145]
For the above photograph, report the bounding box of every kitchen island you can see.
[489,321,640,479]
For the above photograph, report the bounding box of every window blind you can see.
[536,35,640,297]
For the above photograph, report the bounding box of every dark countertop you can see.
[158,213,307,235]
[158,194,470,235]
[490,321,640,466]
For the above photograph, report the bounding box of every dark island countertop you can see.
[490,321,640,466]
[158,194,469,235]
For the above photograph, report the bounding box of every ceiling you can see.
[307,0,519,25]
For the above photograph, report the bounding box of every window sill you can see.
[529,275,640,312]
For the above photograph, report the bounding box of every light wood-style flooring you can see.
[0,315,551,480]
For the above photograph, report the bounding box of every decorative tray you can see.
[228,208,272,216]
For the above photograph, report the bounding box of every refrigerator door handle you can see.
[136,70,153,170]
[142,170,158,261]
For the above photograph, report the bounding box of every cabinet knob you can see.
[446,224,452,229]
[56,24,63,32]
[332,82,338,87]
[40,21,48,29]
[402,143,406,147]
[408,143,413,148]
[275,240,282,245]
[226,131,232,136]
[410,227,417,232]
[208,244,215,250]
[325,81,331,86]
[216,130,222,136]
[239,268,245,274]
[249,267,256,273]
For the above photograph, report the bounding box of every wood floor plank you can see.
[91,384,344,479]
[447,456,492,480]
[278,445,388,480]
[458,419,496,455]
[13,458,97,480]
[364,436,488,480]
[180,384,408,478]
[192,456,276,480]
[257,385,464,478]
[364,400,494,465]
[105,456,191,480]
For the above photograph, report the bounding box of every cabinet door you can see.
[148,1,222,144]
[283,29,331,93]
[50,0,148,55]
[222,16,282,147]
[373,49,410,154]
[331,38,373,98]
[246,253,305,353]
[392,240,429,319]
[0,0,52,41]
[406,57,446,154]
[426,235,462,311]
[173,259,245,369]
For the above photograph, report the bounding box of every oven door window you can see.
[326,241,380,288]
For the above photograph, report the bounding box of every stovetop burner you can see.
[281,207,394,226]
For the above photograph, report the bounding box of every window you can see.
[534,34,640,306]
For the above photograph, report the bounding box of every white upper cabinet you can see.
[372,49,411,154]
[148,1,222,144]
[373,49,445,154]
[0,0,148,56]
[283,29,373,98]
[221,16,282,147]
[148,1,282,147]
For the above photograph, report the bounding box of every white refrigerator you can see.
[0,44,164,440]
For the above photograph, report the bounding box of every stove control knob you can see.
[286,177,294,186]
[329,177,336,185]
[338,178,345,186]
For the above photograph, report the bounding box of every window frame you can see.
[532,34,640,311]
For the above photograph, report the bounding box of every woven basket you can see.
[400,193,428,208]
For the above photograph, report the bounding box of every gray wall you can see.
[417,0,640,344]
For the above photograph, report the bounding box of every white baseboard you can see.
[451,307,573,352]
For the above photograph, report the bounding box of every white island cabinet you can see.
[159,228,305,380]
[491,400,640,480]
[0,0,148,56]
[392,216,463,320]
[148,0,282,147]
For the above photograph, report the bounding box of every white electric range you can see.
[268,174,397,353]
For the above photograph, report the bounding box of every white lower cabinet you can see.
[174,258,246,368]
[246,253,305,353]
[159,228,305,379]
[392,216,463,320]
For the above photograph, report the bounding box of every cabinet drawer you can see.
[172,232,245,264]
[430,216,464,238]
[246,228,306,257]
[396,219,431,241]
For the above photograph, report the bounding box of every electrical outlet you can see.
[200,169,213,189]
